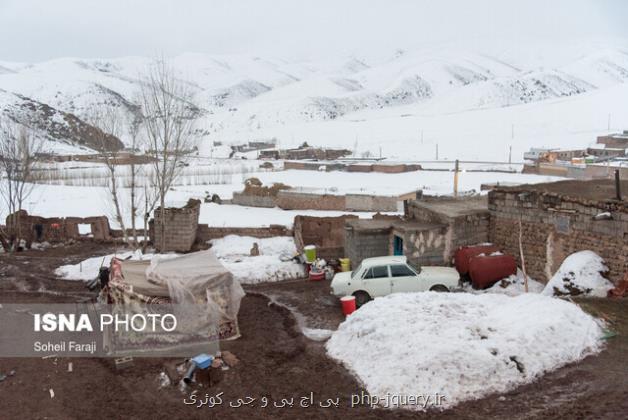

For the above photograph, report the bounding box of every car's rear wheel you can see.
[353,291,372,308]
[429,284,450,292]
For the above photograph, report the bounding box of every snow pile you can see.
[209,235,305,284]
[54,250,147,281]
[542,251,614,298]
[326,292,604,411]
[463,270,545,296]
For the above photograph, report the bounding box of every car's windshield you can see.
[351,263,363,279]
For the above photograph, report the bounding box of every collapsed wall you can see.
[152,199,201,252]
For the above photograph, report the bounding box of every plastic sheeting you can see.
[145,250,245,329]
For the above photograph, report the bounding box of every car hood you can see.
[331,271,353,295]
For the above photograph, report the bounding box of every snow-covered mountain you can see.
[1,43,628,159]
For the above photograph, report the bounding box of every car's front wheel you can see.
[429,284,450,292]
[353,291,372,308]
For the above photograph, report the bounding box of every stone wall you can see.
[488,188,628,284]
[153,199,201,252]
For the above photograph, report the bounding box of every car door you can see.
[390,264,421,293]
[361,265,391,297]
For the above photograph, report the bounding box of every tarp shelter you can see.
[105,250,244,342]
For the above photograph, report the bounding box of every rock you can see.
[221,351,239,367]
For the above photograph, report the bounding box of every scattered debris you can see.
[158,372,171,388]
[114,356,134,370]
[67,362,73,372]
[49,389,55,399]
[220,351,239,367]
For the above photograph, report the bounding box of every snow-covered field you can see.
[209,235,305,284]
[3,165,561,229]
[326,292,604,411]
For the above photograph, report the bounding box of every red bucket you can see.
[340,296,356,315]
[309,270,325,281]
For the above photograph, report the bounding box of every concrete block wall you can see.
[232,192,277,208]
[489,189,628,284]
[345,228,391,269]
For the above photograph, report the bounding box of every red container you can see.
[468,254,517,289]
[309,270,325,281]
[340,296,356,315]
[454,245,501,275]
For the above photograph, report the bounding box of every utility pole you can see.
[616,170,622,201]
[508,145,512,164]
[608,114,611,131]
[453,159,460,197]
[436,143,439,160]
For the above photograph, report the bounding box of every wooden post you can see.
[518,217,529,293]
[616,169,622,201]
[453,159,459,197]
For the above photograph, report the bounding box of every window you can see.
[363,265,389,279]
[390,264,416,277]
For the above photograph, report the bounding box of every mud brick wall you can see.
[488,189,628,284]
[196,225,292,242]
[6,210,111,244]
[294,215,358,260]
[276,191,346,211]
[153,199,201,252]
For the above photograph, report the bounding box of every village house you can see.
[488,179,627,284]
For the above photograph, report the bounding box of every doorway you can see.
[393,235,404,256]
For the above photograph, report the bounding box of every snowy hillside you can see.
[1,43,627,159]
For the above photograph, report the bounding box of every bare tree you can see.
[0,118,44,250]
[125,109,143,246]
[86,106,128,244]
[138,59,199,251]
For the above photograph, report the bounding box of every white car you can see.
[331,255,460,307]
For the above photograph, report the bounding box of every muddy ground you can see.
[0,242,626,419]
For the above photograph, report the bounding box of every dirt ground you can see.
[0,242,626,419]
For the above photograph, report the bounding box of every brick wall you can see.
[153,199,201,252]
[488,189,628,284]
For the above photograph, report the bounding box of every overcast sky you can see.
[1,0,627,62]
